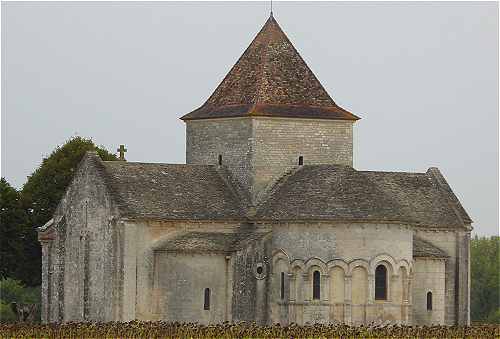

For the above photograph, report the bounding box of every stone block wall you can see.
[186,118,253,192]
[123,220,271,324]
[231,233,272,324]
[153,252,228,323]
[414,229,470,325]
[251,118,353,201]
[412,258,446,325]
[269,222,413,325]
[40,152,121,323]
[185,117,354,203]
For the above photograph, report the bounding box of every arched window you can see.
[218,155,222,165]
[313,270,321,300]
[375,265,387,300]
[427,291,433,310]
[298,156,304,166]
[280,272,285,300]
[204,288,210,310]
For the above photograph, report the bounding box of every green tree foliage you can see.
[0,179,29,282]
[471,235,500,323]
[0,278,40,322]
[3,137,118,287]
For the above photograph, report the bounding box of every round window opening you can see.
[254,262,267,279]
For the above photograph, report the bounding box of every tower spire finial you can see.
[270,0,273,17]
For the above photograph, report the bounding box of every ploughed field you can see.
[0,321,499,338]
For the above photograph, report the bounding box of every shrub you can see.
[0,278,40,322]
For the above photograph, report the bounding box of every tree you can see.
[0,278,40,322]
[0,179,29,282]
[15,137,118,286]
[471,235,500,323]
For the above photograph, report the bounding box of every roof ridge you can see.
[270,16,336,107]
[253,17,274,105]
[254,165,304,214]
[201,19,270,108]
[214,165,251,215]
[360,169,427,175]
[102,161,213,167]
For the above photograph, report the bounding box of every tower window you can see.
[427,291,433,310]
[204,288,210,310]
[280,272,285,300]
[298,156,304,166]
[375,265,387,300]
[218,154,222,165]
[313,270,321,300]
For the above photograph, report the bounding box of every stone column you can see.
[457,231,471,325]
[224,255,233,322]
[344,275,352,325]
[40,240,52,323]
[367,274,374,304]
[122,222,137,321]
[57,223,66,322]
[407,274,413,324]
[322,274,330,303]
[256,278,266,325]
[302,273,310,301]
[402,274,409,324]
[288,273,296,323]
[390,274,399,303]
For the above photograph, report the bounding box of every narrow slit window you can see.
[313,270,321,300]
[218,155,222,165]
[280,272,285,300]
[375,265,387,300]
[427,291,433,311]
[298,156,304,166]
[204,288,210,310]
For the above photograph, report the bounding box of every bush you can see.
[0,278,40,322]
[0,302,16,322]
[486,308,500,324]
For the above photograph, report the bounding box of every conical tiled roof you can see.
[181,15,360,121]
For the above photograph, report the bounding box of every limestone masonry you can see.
[38,14,472,326]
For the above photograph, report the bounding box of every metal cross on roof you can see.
[117,144,127,161]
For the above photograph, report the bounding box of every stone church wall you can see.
[186,118,254,192]
[413,229,470,325]
[185,117,354,203]
[412,258,446,325]
[251,117,353,202]
[121,220,271,324]
[231,233,272,324]
[269,222,413,325]
[152,252,228,323]
[41,152,120,323]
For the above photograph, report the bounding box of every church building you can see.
[38,14,472,326]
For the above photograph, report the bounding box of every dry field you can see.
[0,321,499,338]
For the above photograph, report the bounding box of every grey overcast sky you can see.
[2,1,498,235]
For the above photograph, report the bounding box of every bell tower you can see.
[181,14,360,203]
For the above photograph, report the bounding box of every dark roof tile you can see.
[255,165,469,227]
[94,156,468,227]
[413,237,449,258]
[101,162,244,220]
[181,16,359,121]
